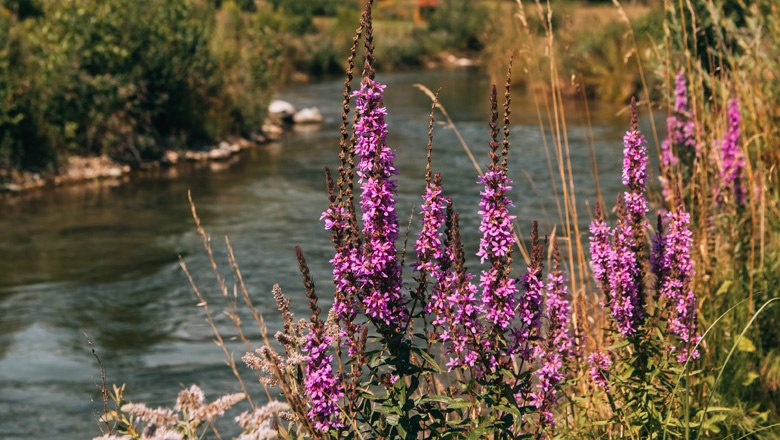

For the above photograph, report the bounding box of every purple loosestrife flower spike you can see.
[530,238,573,428]
[478,85,518,333]
[297,246,344,432]
[512,222,544,360]
[589,202,613,298]
[352,78,408,328]
[719,98,745,205]
[652,199,700,362]
[321,169,361,355]
[588,351,613,391]
[622,98,649,222]
[609,198,644,336]
[417,170,451,328]
[434,209,484,371]
[304,330,345,431]
[661,70,697,168]
[608,99,649,337]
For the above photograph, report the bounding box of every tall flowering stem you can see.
[719,98,745,206]
[530,238,573,429]
[352,78,407,329]
[478,85,518,335]
[321,170,362,356]
[661,70,697,168]
[652,199,700,362]
[437,209,484,371]
[297,247,344,432]
[419,174,449,316]
[609,199,644,337]
[589,203,613,298]
[512,222,544,361]
[613,99,649,337]
[660,70,697,199]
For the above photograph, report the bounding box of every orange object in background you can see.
[416,0,437,23]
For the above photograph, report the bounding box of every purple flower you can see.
[415,173,448,274]
[661,70,697,168]
[352,78,407,328]
[652,204,700,362]
[477,170,516,264]
[477,169,518,330]
[609,201,644,337]
[589,203,613,295]
[588,351,613,391]
[304,328,344,431]
[512,250,543,360]
[719,98,745,205]
[622,128,648,220]
[321,201,362,354]
[430,210,485,372]
[530,241,573,428]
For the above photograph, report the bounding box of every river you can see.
[0,69,639,439]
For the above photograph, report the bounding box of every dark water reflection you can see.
[0,69,642,439]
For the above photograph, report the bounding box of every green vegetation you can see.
[0,0,495,178]
[0,0,281,174]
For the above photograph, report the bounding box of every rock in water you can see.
[293,107,323,124]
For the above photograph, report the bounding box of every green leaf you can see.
[715,280,733,296]
[418,351,443,373]
[736,336,756,352]
[607,340,630,350]
[742,371,759,386]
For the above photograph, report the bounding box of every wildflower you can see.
[321,174,362,354]
[512,222,544,360]
[589,203,613,295]
[235,401,290,438]
[588,351,613,391]
[352,78,407,328]
[436,209,484,371]
[530,239,573,428]
[194,393,245,422]
[622,108,649,221]
[175,385,205,415]
[719,98,745,205]
[605,100,649,337]
[661,70,697,168]
[477,86,518,332]
[120,403,178,427]
[304,329,344,431]
[415,173,448,274]
[609,199,644,336]
[652,201,700,362]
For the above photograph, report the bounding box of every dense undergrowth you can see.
[86,0,779,439]
[0,0,490,176]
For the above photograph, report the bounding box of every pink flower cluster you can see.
[304,330,344,431]
[589,111,649,337]
[652,204,700,362]
[661,70,697,167]
[530,243,574,427]
[478,169,518,330]
[352,78,407,328]
[719,98,745,205]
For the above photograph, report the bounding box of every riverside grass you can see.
[95,0,779,439]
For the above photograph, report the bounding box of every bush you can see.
[0,0,281,174]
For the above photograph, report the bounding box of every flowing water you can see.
[0,69,643,439]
